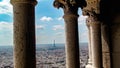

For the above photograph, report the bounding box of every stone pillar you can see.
[85,18,93,68]
[90,18,103,68]
[111,16,120,68]
[101,23,111,68]
[53,0,86,68]
[112,27,120,68]
[99,0,120,67]
[88,26,92,64]
[82,8,103,68]
[10,0,37,68]
[64,13,80,68]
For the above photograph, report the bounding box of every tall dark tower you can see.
[53,40,56,47]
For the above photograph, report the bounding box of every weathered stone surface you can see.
[99,0,120,68]
[53,0,87,68]
[11,0,37,68]
[90,22,102,68]
[111,23,120,68]
[83,8,103,68]
[64,14,80,68]
[10,0,37,5]
[101,23,111,68]
[82,0,100,14]
[85,25,93,68]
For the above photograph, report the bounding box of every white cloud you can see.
[53,25,64,30]
[55,32,63,35]
[78,15,88,43]
[79,31,88,42]
[0,21,13,45]
[57,17,63,21]
[0,0,13,15]
[0,21,13,31]
[78,15,88,25]
[36,25,45,30]
[40,16,53,22]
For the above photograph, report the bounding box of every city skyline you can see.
[0,0,88,45]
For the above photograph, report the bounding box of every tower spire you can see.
[53,40,56,47]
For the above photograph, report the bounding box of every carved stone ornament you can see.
[82,8,100,22]
[53,0,87,14]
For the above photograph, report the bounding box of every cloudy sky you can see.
[0,0,88,45]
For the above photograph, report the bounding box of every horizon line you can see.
[0,42,88,46]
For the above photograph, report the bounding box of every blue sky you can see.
[0,0,88,45]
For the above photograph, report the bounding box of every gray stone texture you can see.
[11,0,37,68]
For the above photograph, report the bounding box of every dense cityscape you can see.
[0,43,88,68]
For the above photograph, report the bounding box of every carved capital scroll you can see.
[53,0,86,15]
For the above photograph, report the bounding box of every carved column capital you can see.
[10,0,37,6]
[53,0,86,15]
[83,8,100,26]
[82,0,101,25]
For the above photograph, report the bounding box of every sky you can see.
[0,0,88,45]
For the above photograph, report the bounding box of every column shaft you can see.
[64,15,80,68]
[88,26,92,64]
[53,0,83,68]
[90,22,103,68]
[101,24,111,68]
[11,1,37,68]
[85,25,93,68]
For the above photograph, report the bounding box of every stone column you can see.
[85,18,93,68]
[101,23,111,68]
[88,26,92,64]
[64,13,80,68]
[10,0,37,68]
[90,17,103,68]
[82,9,103,68]
[53,0,86,68]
